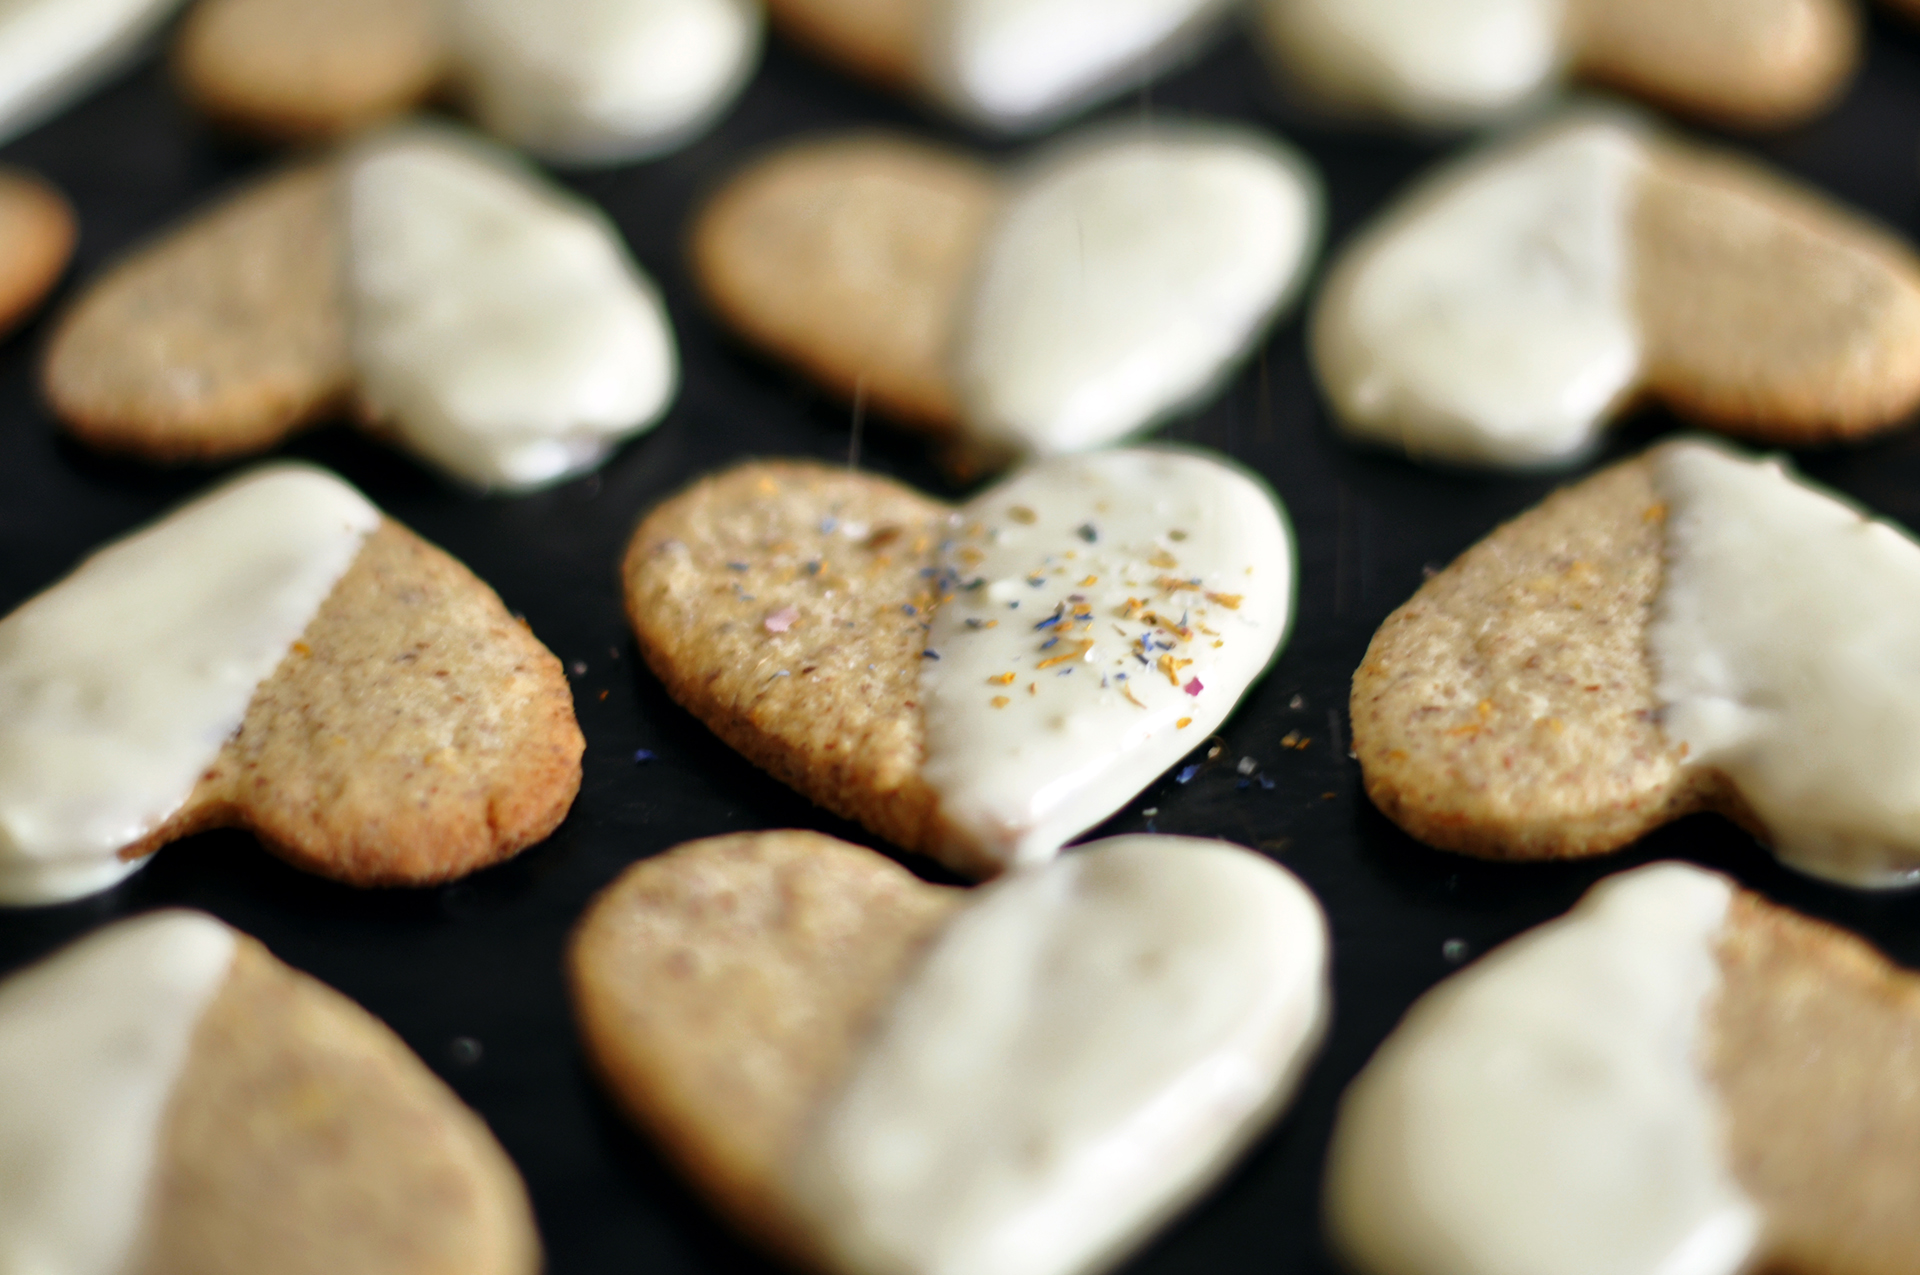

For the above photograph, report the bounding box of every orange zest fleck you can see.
[1205,592,1243,609]
[991,696,1011,708]
[1036,639,1095,670]
[1177,717,1193,729]
[989,672,1016,685]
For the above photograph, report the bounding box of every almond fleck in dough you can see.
[1353,437,1920,887]
[0,465,582,905]
[1316,113,1920,468]
[764,0,1238,132]
[1257,0,1857,127]
[1327,861,1920,1275]
[571,830,1330,1275]
[623,449,1293,879]
[0,910,541,1275]
[692,123,1321,470]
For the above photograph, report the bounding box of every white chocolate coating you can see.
[920,449,1293,871]
[0,911,236,1275]
[1257,0,1566,125]
[0,0,185,147]
[791,835,1330,1275]
[0,467,379,905]
[1315,116,1647,467]
[955,125,1321,458]
[345,124,678,492]
[924,0,1235,132]
[1652,441,1920,887]
[1326,863,1758,1275]
[449,0,763,165]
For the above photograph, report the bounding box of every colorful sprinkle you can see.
[1184,677,1204,697]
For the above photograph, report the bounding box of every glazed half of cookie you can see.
[624,448,1294,879]
[43,120,679,492]
[1314,111,1920,469]
[1258,0,1858,129]
[570,829,1330,1275]
[1352,436,1920,887]
[0,910,541,1275]
[1326,861,1920,1275]
[693,122,1321,471]
[0,464,583,906]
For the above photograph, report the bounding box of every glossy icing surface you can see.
[450,0,762,164]
[955,126,1320,457]
[924,0,1234,131]
[1315,116,1646,467]
[1652,441,1920,886]
[791,835,1329,1275]
[345,124,679,491]
[0,467,378,905]
[920,450,1293,870]
[1258,0,1566,124]
[0,0,185,146]
[1326,863,1757,1275]
[0,911,236,1275]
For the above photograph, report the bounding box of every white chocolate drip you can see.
[956,125,1320,458]
[1326,862,1759,1275]
[0,0,186,147]
[449,0,762,165]
[345,124,679,492]
[924,0,1234,131]
[1258,0,1567,124]
[0,911,236,1275]
[1652,441,1920,886]
[1316,115,1647,467]
[791,835,1329,1275]
[920,450,1292,871]
[0,466,379,905]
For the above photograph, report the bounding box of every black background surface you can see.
[6,11,1920,1273]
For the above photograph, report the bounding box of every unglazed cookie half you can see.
[1314,113,1920,468]
[571,829,1329,1275]
[1327,861,1920,1275]
[1352,437,1920,887]
[1258,0,1857,128]
[0,911,540,1275]
[624,449,1293,879]
[0,465,582,905]
[693,124,1321,470]
[43,122,677,492]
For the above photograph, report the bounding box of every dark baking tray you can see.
[8,13,1920,1272]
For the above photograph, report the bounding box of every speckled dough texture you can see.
[0,169,74,336]
[692,134,1000,432]
[569,831,961,1260]
[123,518,584,887]
[1711,892,1920,1275]
[42,162,351,461]
[135,933,541,1275]
[625,461,1002,874]
[174,0,446,141]
[1570,0,1858,126]
[764,0,923,87]
[1634,141,1920,443]
[1350,450,1754,859]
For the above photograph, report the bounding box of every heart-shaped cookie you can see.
[1352,437,1920,887]
[0,464,582,905]
[1314,113,1920,468]
[0,910,540,1275]
[694,123,1321,471]
[570,829,1330,1275]
[1327,861,1920,1275]
[766,0,1236,132]
[175,0,762,160]
[43,122,677,492]
[623,448,1293,879]
[1259,0,1857,128]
